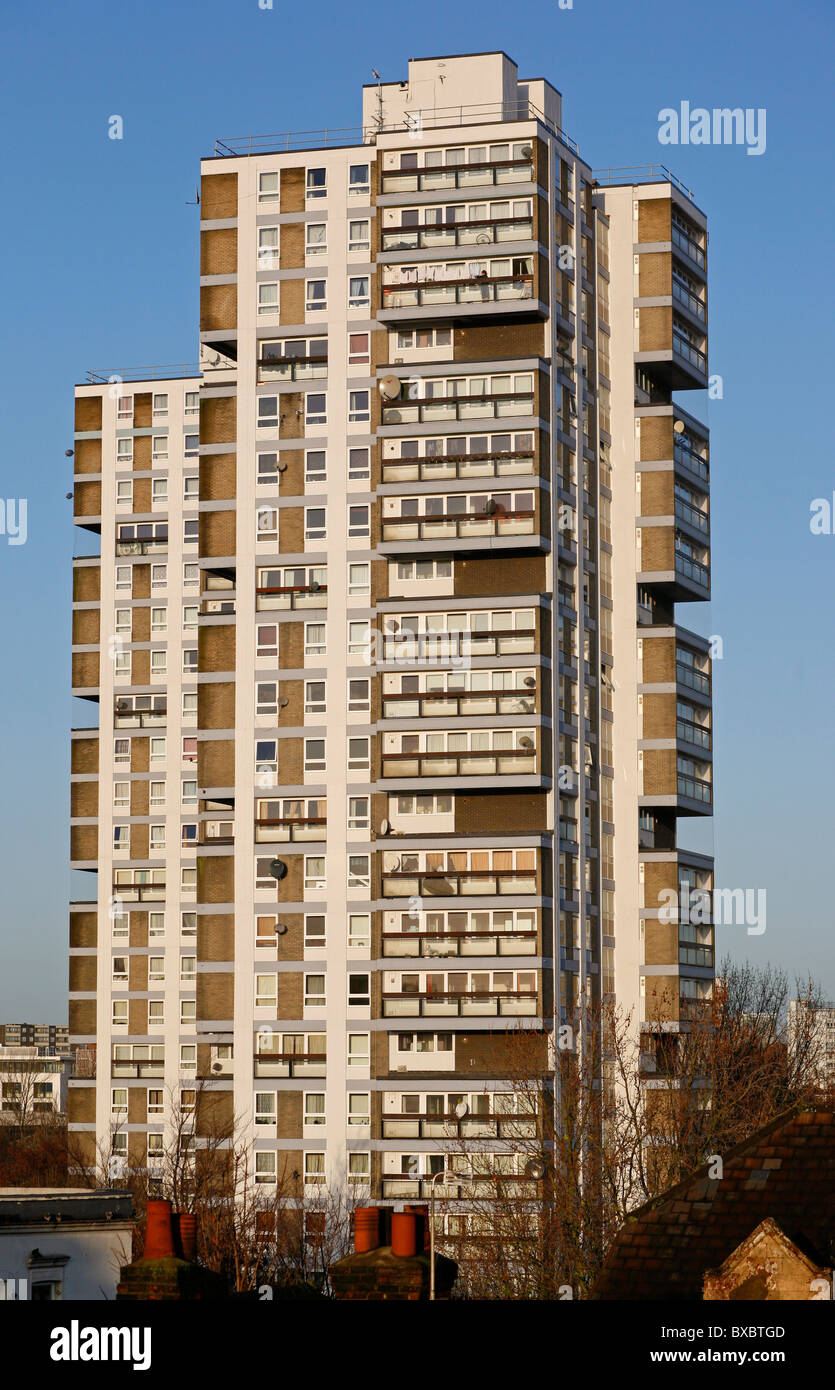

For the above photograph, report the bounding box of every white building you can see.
[0,1189,132,1300]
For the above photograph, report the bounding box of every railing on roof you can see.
[213,100,579,158]
[85,364,200,384]
[593,164,695,199]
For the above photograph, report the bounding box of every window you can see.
[348,737,370,771]
[348,678,370,713]
[258,282,279,316]
[305,506,326,541]
[349,390,370,423]
[114,737,130,766]
[348,974,370,1007]
[306,167,326,198]
[113,781,129,809]
[111,1088,127,1115]
[256,974,278,1008]
[258,171,279,204]
[306,279,326,312]
[149,911,165,937]
[348,855,370,889]
[305,622,326,656]
[255,1092,276,1125]
[148,956,164,981]
[348,276,369,308]
[151,650,167,676]
[180,1000,196,1024]
[348,1033,370,1067]
[257,452,278,485]
[348,505,370,538]
[258,396,279,429]
[348,1093,370,1125]
[349,163,370,196]
[304,1093,326,1126]
[348,912,371,947]
[112,957,128,983]
[148,1000,164,1027]
[112,910,129,939]
[117,396,133,420]
[304,974,326,1008]
[113,825,129,850]
[305,914,326,948]
[305,679,326,714]
[150,607,166,632]
[116,438,133,462]
[184,519,199,544]
[348,563,370,597]
[256,740,278,777]
[112,1001,128,1026]
[181,911,197,937]
[348,447,370,481]
[257,226,279,266]
[152,477,168,504]
[257,624,278,658]
[183,476,199,504]
[152,436,168,461]
[150,825,165,850]
[349,219,370,251]
[349,333,370,365]
[183,563,199,586]
[182,649,198,674]
[304,857,326,891]
[256,506,278,540]
[305,449,326,482]
[305,393,326,426]
[256,682,278,716]
[115,565,132,592]
[183,604,198,630]
[306,222,327,255]
[304,738,326,773]
[349,620,372,657]
[255,1151,277,1184]
[348,797,369,831]
[180,956,196,982]
[181,1043,197,1069]
[116,480,133,506]
[304,1152,325,1186]
[181,736,196,763]
[181,779,197,806]
[184,390,199,416]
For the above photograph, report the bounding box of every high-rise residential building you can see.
[68,51,713,1211]
[0,1024,70,1056]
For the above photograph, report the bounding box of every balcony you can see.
[381,156,534,196]
[382,447,536,484]
[382,685,537,720]
[379,501,539,552]
[382,746,538,781]
[257,354,328,384]
[382,623,539,663]
[382,1112,536,1140]
[381,1173,541,1200]
[671,220,706,272]
[637,308,707,391]
[676,659,711,698]
[255,816,327,843]
[382,989,538,1018]
[255,583,328,612]
[382,389,534,427]
[640,752,712,816]
[638,525,710,601]
[112,879,166,903]
[380,272,538,322]
[382,926,538,958]
[253,1052,326,1079]
[201,598,236,616]
[382,868,538,899]
[114,697,167,729]
[110,1059,165,1079]
[381,214,534,253]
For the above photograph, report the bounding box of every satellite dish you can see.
[269,858,288,881]
[519,735,534,749]
[484,499,497,516]
[523,676,536,688]
[277,461,288,472]
[384,853,401,872]
[309,579,321,592]
[673,419,686,435]
[378,374,402,400]
[386,619,399,633]
[275,922,288,936]
[211,1061,224,1073]
[379,818,390,836]
[454,1099,469,1120]
[520,145,533,159]
[278,696,289,708]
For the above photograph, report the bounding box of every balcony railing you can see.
[255,817,327,842]
[253,1052,326,1078]
[674,439,709,484]
[382,627,537,660]
[381,216,534,252]
[675,498,709,535]
[672,277,706,322]
[382,928,537,957]
[672,330,707,374]
[676,660,711,696]
[676,716,712,751]
[382,391,534,426]
[381,157,534,195]
[112,882,166,902]
[671,222,706,269]
[382,749,538,779]
[381,508,536,543]
[381,1113,537,1140]
[115,538,168,556]
[114,707,167,728]
[382,868,538,898]
[110,1060,165,1078]
[677,773,712,804]
[675,551,710,589]
[257,355,328,383]
[200,598,236,615]
[382,688,537,719]
[381,1174,541,1200]
[382,990,538,1017]
[255,583,328,610]
[381,273,534,310]
[382,449,535,484]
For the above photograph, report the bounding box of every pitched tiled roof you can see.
[590,1104,835,1300]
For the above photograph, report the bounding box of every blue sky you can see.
[0,0,832,1016]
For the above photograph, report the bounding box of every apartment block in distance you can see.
[68,52,714,1222]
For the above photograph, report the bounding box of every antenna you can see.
[372,68,383,129]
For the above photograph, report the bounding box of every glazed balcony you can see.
[380,608,543,663]
[382,866,539,899]
[640,749,713,815]
[253,1052,327,1079]
[381,734,542,784]
[379,489,543,554]
[114,696,167,728]
[638,626,712,705]
[381,212,534,253]
[381,988,538,1018]
[638,524,710,601]
[379,270,540,322]
[381,674,538,721]
[382,925,538,958]
[254,816,327,843]
[381,1111,537,1140]
[381,445,536,484]
[381,1173,541,1201]
[380,154,534,197]
[255,582,328,612]
[636,306,708,391]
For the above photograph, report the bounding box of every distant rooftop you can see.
[83,364,200,386]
